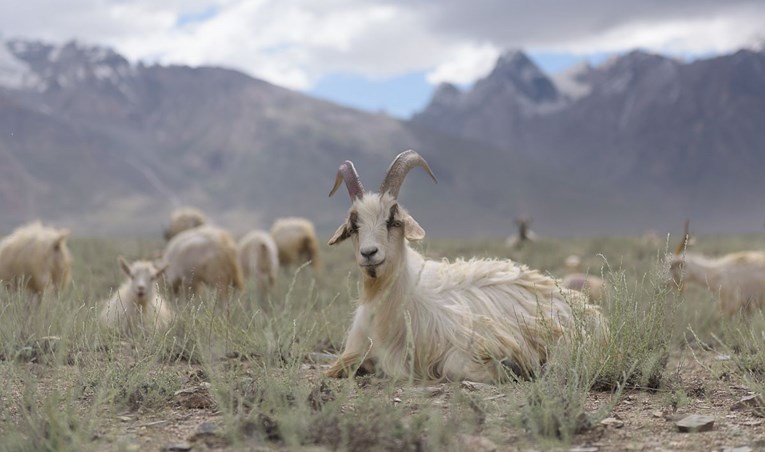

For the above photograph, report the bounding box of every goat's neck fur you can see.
[361,241,417,300]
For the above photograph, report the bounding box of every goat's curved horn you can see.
[379,150,438,198]
[674,219,690,255]
[329,160,364,200]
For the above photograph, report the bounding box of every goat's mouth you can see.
[361,259,385,269]
[361,260,385,277]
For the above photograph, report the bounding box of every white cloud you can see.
[540,11,765,56]
[107,0,455,89]
[426,42,500,85]
[1,0,763,90]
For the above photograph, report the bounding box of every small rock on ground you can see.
[162,442,192,452]
[730,395,762,412]
[174,382,216,409]
[676,414,715,433]
[600,417,624,428]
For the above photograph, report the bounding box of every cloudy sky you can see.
[1,0,763,117]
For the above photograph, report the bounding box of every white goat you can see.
[164,207,207,241]
[100,258,172,334]
[0,222,72,297]
[669,238,765,316]
[325,150,606,383]
[163,225,244,297]
[238,230,279,295]
[270,217,321,270]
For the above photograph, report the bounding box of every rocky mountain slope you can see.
[0,40,591,238]
[413,48,765,234]
[1,39,762,238]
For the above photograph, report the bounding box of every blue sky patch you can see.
[310,71,435,119]
[176,5,220,27]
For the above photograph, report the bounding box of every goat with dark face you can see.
[325,150,607,383]
[506,217,536,250]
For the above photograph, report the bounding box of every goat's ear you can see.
[328,222,350,246]
[119,257,132,277]
[152,262,168,279]
[403,215,425,241]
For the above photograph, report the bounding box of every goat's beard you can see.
[365,267,378,278]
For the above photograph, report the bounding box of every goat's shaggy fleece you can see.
[164,207,207,240]
[669,251,765,315]
[163,225,244,296]
[100,259,172,334]
[270,217,320,269]
[238,230,279,295]
[0,222,71,296]
[327,193,606,383]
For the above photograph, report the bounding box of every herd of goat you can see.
[0,150,764,383]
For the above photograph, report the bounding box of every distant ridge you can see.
[1,39,763,237]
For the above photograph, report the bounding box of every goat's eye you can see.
[350,222,359,233]
[387,218,403,229]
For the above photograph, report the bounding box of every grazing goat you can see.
[668,231,765,315]
[163,225,244,297]
[561,255,607,304]
[564,255,582,273]
[238,230,279,296]
[0,222,71,297]
[561,274,606,304]
[164,207,207,241]
[100,258,172,334]
[270,217,320,270]
[325,150,606,383]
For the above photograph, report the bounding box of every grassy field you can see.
[1,233,765,451]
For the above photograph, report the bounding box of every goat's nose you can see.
[360,246,378,258]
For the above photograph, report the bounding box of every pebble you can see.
[408,385,444,397]
[675,414,714,433]
[730,395,762,412]
[600,417,624,428]
[162,442,192,452]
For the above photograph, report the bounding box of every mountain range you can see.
[0,39,763,238]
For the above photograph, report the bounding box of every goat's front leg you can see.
[325,306,374,378]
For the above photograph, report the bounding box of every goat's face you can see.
[329,193,425,279]
[328,150,436,279]
[120,258,167,302]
